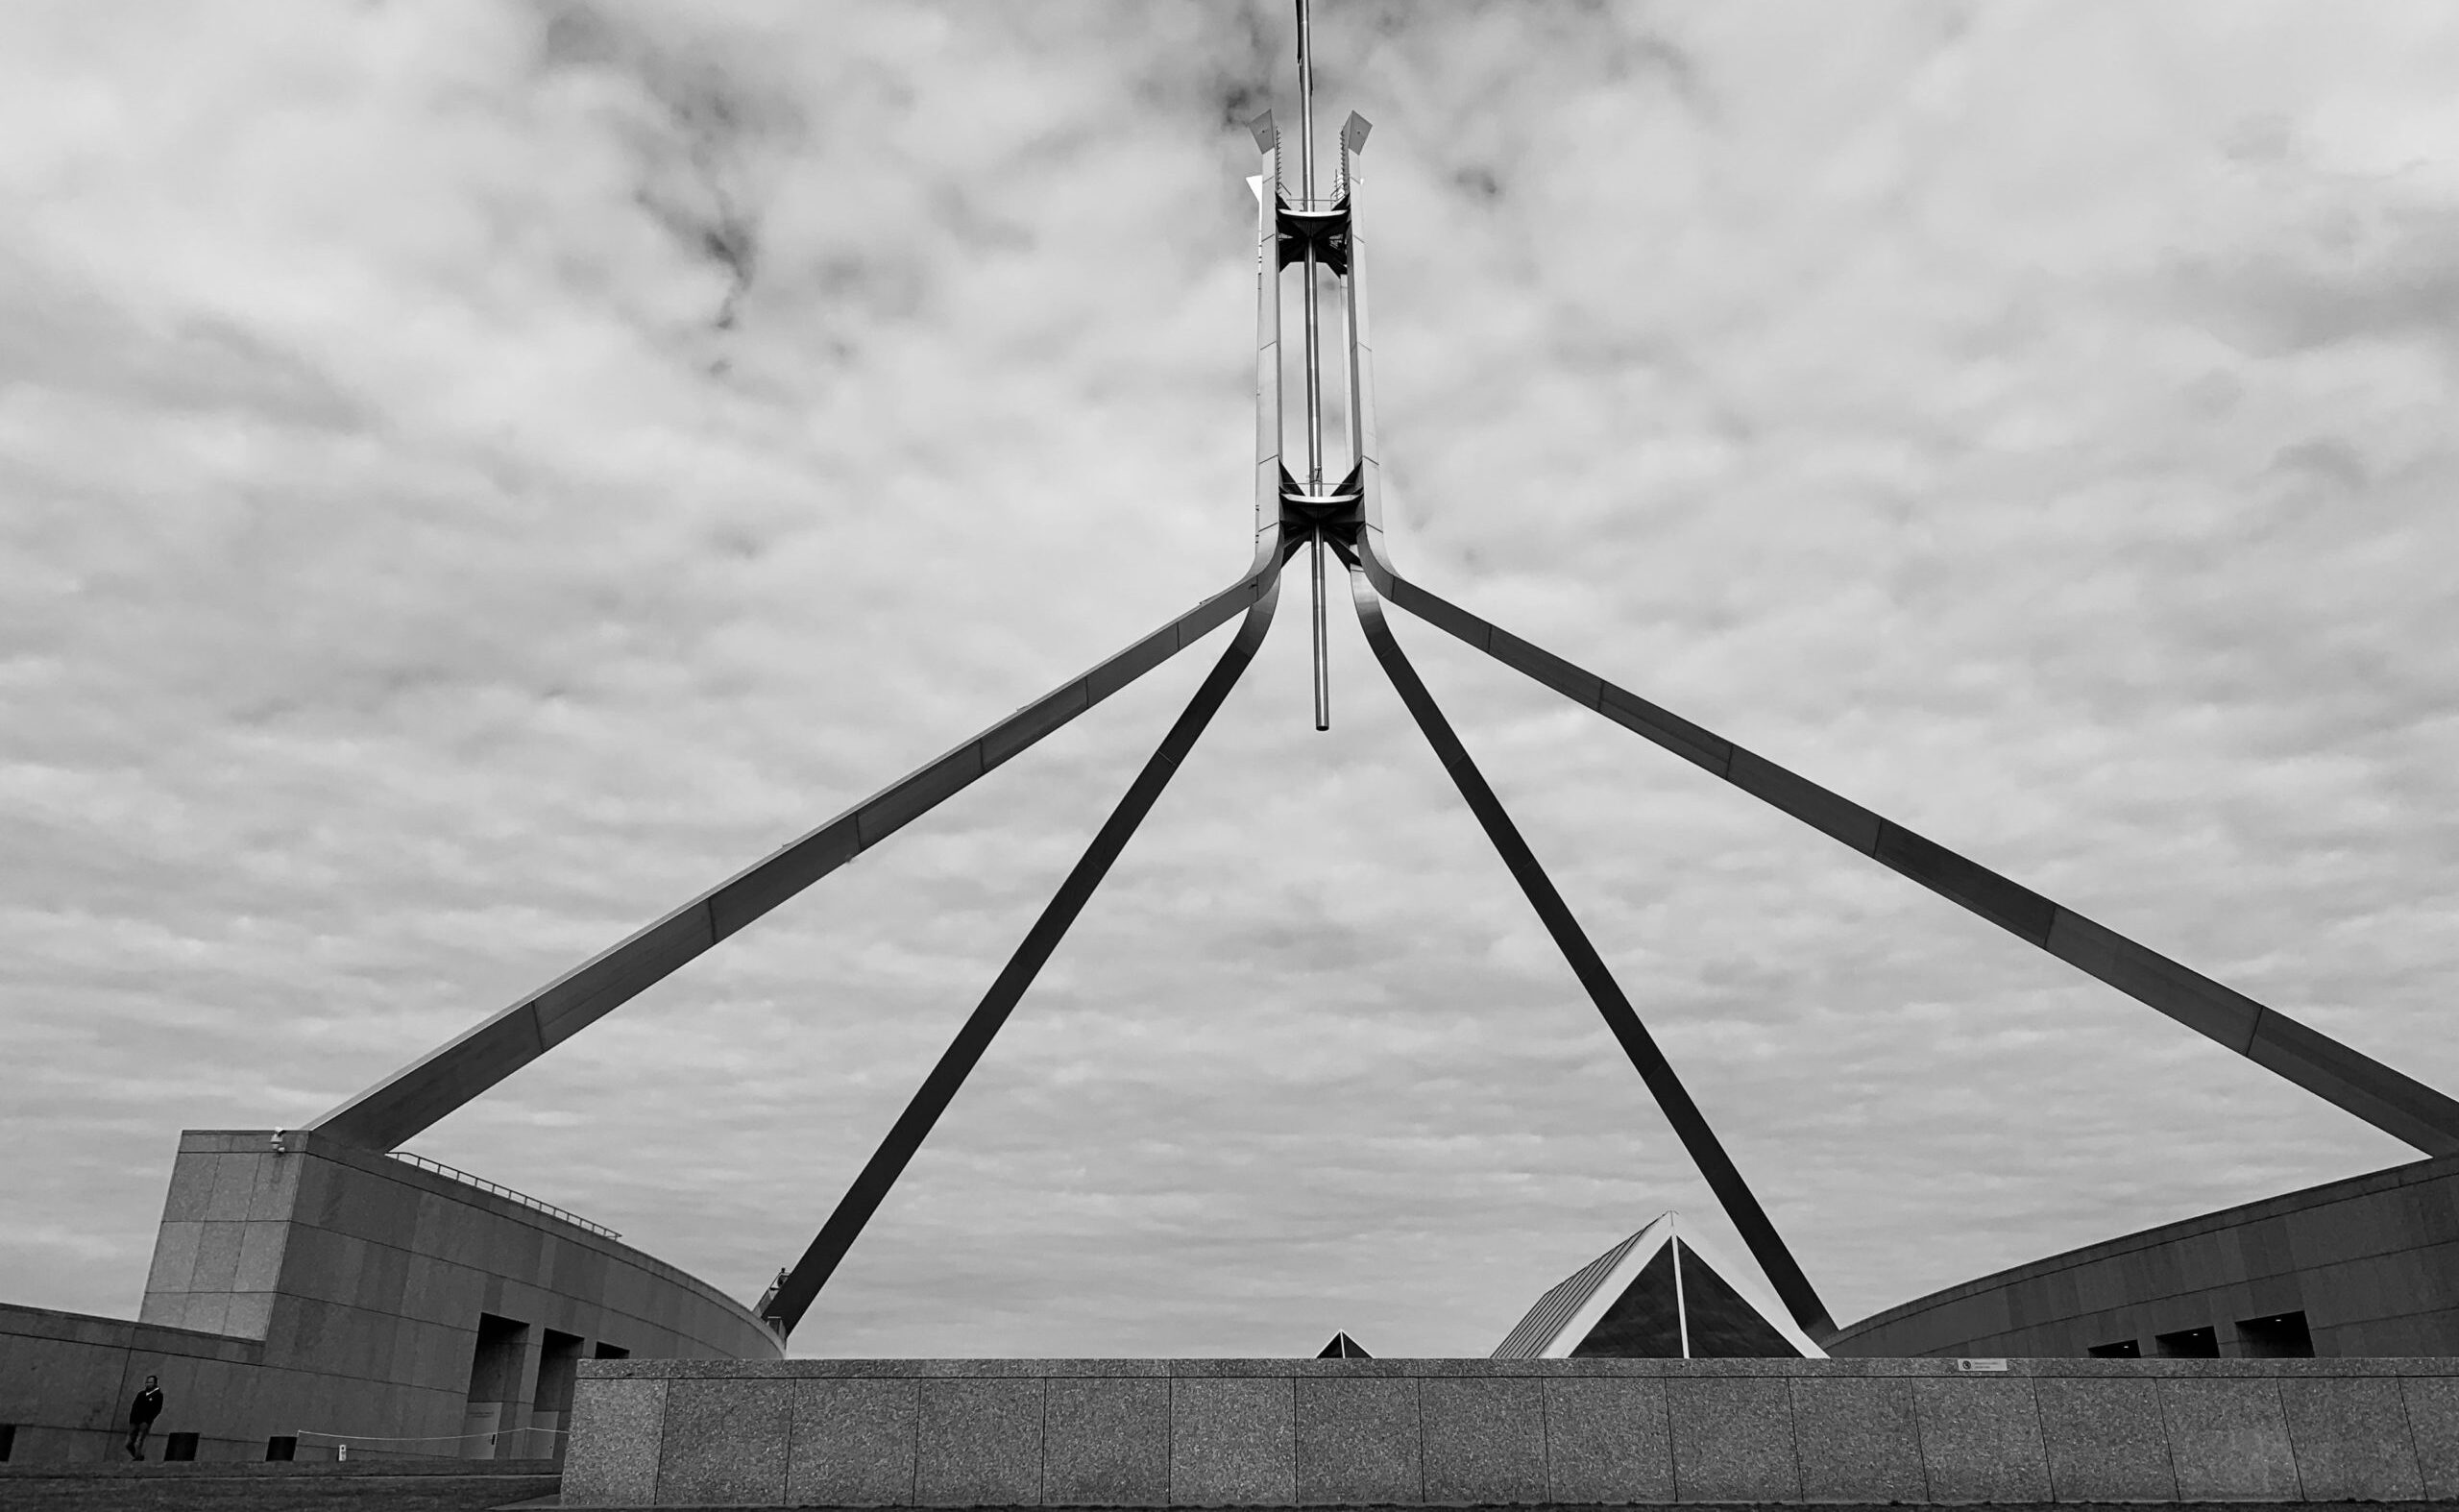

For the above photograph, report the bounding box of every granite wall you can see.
[562,1355,2459,1506]
[1830,1153,2459,1358]
[0,1130,779,1463]
[0,1304,269,1466]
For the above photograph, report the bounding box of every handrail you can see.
[389,1151,621,1239]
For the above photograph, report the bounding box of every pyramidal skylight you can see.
[1492,1212,1829,1359]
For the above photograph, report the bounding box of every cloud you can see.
[3,0,2458,1359]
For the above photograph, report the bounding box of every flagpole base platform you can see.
[564,1354,2459,1506]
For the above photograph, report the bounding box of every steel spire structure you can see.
[300,2,2459,1347]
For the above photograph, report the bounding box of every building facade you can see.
[1829,1155,2459,1358]
[0,1129,778,1463]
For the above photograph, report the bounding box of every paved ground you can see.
[0,1459,559,1511]
[3,1483,2450,1512]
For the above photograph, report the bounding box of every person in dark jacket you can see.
[125,1376,163,1460]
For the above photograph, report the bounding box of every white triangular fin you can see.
[1667,1215,1829,1358]
[1491,1210,1825,1359]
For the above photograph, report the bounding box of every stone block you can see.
[2012,1267,2081,1329]
[353,1240,412,1316]
[1014,1358,1169,1378]
[2404,1375,2459,1500]
[222,1291,275,1341]
[1911,1376,2052,1503]
[1935,1289,2013,1349]
[382,1309,431,1387]
[2285,1197,2396,1270]
[137,1291,192,1330]
[491,1217,546,1282]
[1296,1376,1421,1505]
[2162,1377,2300,1500]
[550,1239,612,1304]
[413,1186,481,1267]
[564,1375,668,1508]
[233,1221,289,1293]
[280,1225,362,1307]
[0,1329,126,1428]
[183,1358,263,1432]
[1171,1377,1294,1505]
[2033,1374,2176,1502]
[183,1292,231,1335]
[160,1156,217,1225]
[2331,1310,2457,1357]
[399,1252,459,1327]
[1286,1358,1410,1378]
[915,1377,1042,1507]
[205,1154,264,1221]
[269,1293,339,1367]
[249,1152,304,1222]
[2173,1230,2236,1291]
[391,1318,460,1395]
[2117,1244,2183,1309]
[2280,1375,2422,1501]
[1419,1378,1546,1504]
[1666,1376,1797,1502]
[2071,1256,2128,1315]
[1543,1378,1672,1504]
[658,1377,791,1506]
[191,1221,246,1294]
[2317,1252,2446,1320]
[789,1377,918,1506]
[1789,1375,1925,1503]
[145,1221,204,1297]
[318,1158,423,1251]
[2232,1214,2299,1278]
[1043,1377,1167,1505]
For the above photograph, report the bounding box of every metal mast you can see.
[297,1,2459,1354]
[1297,0,1331,732]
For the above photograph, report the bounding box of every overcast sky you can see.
[6,0,2459,1360]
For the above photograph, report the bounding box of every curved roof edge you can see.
[1830,1152,2459,1347]
[266,1128,781,1353]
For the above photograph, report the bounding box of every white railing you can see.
[294,1426,567,1461]
[388,1151,621,1240]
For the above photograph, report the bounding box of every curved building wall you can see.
[1830,1155,2459,1359]
[0,1129,778,1463]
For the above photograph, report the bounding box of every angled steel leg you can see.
[762,565,1287,1338]
[316,98,1301,1157]
[1352,544,2459,1158]
[1343,555,1835,1340]
[300,544,1282,1154]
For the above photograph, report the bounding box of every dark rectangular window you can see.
[2155,1326,2220,1357]
[532,1329,584,1461]
[465,1313,530,1406]
[265,1435,296,1461]
[2086,1338,2142,1358]
[1,1424,15,1462]
[463,1312,532,1462]
[163,1431,199,1461]
[593,1342,629,1360]
[534,1329,584,1416]
[2236,1310,2314,1358]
